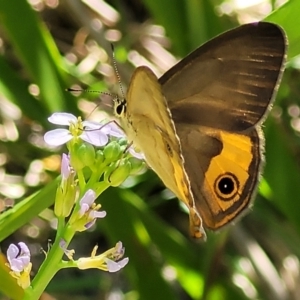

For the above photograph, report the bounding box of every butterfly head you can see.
[113,97,127,118]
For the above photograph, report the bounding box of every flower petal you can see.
[7,244,19,261]
[89,210,106,219]
[85,219,96,229]
[79,203,89,217]
[129,147,145,160]
[10,259,25,272]
[61,153,71,179]
[105,257,129,272]
[48,113,77,125]
[44,129,73,146]
[81,130,108,147]
[114,241,124,257]
[59,239,75,260]
[83,120,125,138]
[7,242,31,272]
[82,120,102,129]
[102,122,125,138]
[79,189,96,207]
[18,242,30,259]
[118,257,129,268]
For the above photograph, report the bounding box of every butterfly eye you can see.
[115,99,126,116]
[214,173,239,200]
[115,104,123,116]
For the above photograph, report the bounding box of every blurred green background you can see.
[0,0,300,299]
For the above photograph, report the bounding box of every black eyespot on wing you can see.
[214,172,239,201]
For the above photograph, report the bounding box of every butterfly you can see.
[114,22,287,239]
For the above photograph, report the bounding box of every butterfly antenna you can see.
[66,88,113,98]
[110,44,125,99]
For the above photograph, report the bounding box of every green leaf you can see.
[266,0,300,59]
[264,118,300,235]
[0,178,58,242]
[0,254,24,300]
[0,0,79,120]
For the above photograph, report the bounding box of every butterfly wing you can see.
[175,124,262,229]
[160,22,286,131]
[159,22,287,230]
[124,66,206,238]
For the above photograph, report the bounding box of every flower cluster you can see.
[6,112,145,296]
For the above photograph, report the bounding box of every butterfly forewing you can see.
[122,66,206,238]
[159,22,287,132]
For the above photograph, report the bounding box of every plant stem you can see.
[24,226,75,300]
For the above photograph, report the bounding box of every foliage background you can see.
[0,0,300,299]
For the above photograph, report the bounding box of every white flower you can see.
[44,113,122,147]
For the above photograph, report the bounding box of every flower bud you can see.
[77,143,96,167]
[117,137,128,147]
[55,154,77,217]
[103,141,122,164]
[128,157,145,175]
[95,149,105,165]
[55,179,76,217]
[104,160,131,187]
[69,143,85,170]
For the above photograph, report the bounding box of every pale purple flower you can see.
[78,189,106,229]
[44,113,122,147]
[79,190,105,218]
[7,242,31,272]
[77,241,129,272]
[115,241,125,256]
[78,189,97,217]
[105,241,129,272]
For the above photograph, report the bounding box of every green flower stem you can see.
[88,168,103,185]
[56,216,65,235]
[94,181,110,197]
[59,260,78,269]
[23,226,76,300]
[77,169,86,191]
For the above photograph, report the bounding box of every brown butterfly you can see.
[114,22,287,239]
